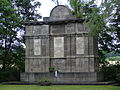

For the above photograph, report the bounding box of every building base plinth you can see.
[21,72,103,84]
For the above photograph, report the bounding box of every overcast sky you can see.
[36,0,101,17]
[36,0,68,17]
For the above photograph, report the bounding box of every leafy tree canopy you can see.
[0,0,41,71]
[67,0,120,65]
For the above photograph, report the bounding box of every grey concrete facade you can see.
[21,5,103,83]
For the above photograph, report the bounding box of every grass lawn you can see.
[0,85,120,90]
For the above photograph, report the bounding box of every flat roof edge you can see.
[22,19,84,25]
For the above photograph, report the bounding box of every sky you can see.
[36,0,68,17]
[36,0,101,18]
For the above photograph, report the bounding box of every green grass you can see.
[0,85,120,90]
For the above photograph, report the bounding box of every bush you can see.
[38,79,52,86]
[116,72,120,82]
[0,71,20,83]
[49,67,54,72]
[101,63,120,82]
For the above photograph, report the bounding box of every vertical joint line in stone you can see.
[49,26,51,68]
[88,37,90,72]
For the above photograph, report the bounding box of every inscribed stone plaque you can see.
[54,37,64,57]
[76,37,84,54]
[34,39,41,55]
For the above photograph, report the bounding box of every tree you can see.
[98,0,120,60]
[68,0,120,58]
[0,0,21,70]
[0,0,41,71]
[68,0,120,81]
[52,0,60,5]
[68,0,105,35]
[12,0,41,22]
[68,0,85,18]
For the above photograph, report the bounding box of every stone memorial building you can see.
[21,5,103,84]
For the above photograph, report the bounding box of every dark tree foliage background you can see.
[0,0,41,82]
[98,0,120,62]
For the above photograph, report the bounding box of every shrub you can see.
[49,67,55,72]
[116,72,120,82]
[38,79,52,86]
[101,63,120,82]
[0,71,20,83]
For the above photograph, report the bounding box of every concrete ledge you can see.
[21,72,103,83]
[1,81,115,85]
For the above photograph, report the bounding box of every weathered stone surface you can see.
[84,37,89,55]
[50,25,65,34]
[51,59,66,72]
[25,59,49,72]
[76,23,85,33]
[50,5,74,20]
[34,39,41,55]
[71,36,76,56]
[66,36,71,56]
[41,25,49,34]
[41,38,48,56]
[22,5,102,83]
[76,58,88,72]
[76,37,84,54]
[33,25,49,35]
[25,25,49,35]
[89,57,95,72]
[21,72,103,82]
[25,39,29,56]
[33,26,41,34]
[66,59,71,72]
[26,38,34,56]
[88,37,94,55]
[25,26,33,35]
[65,23,75,34]
[54,37,64,58]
